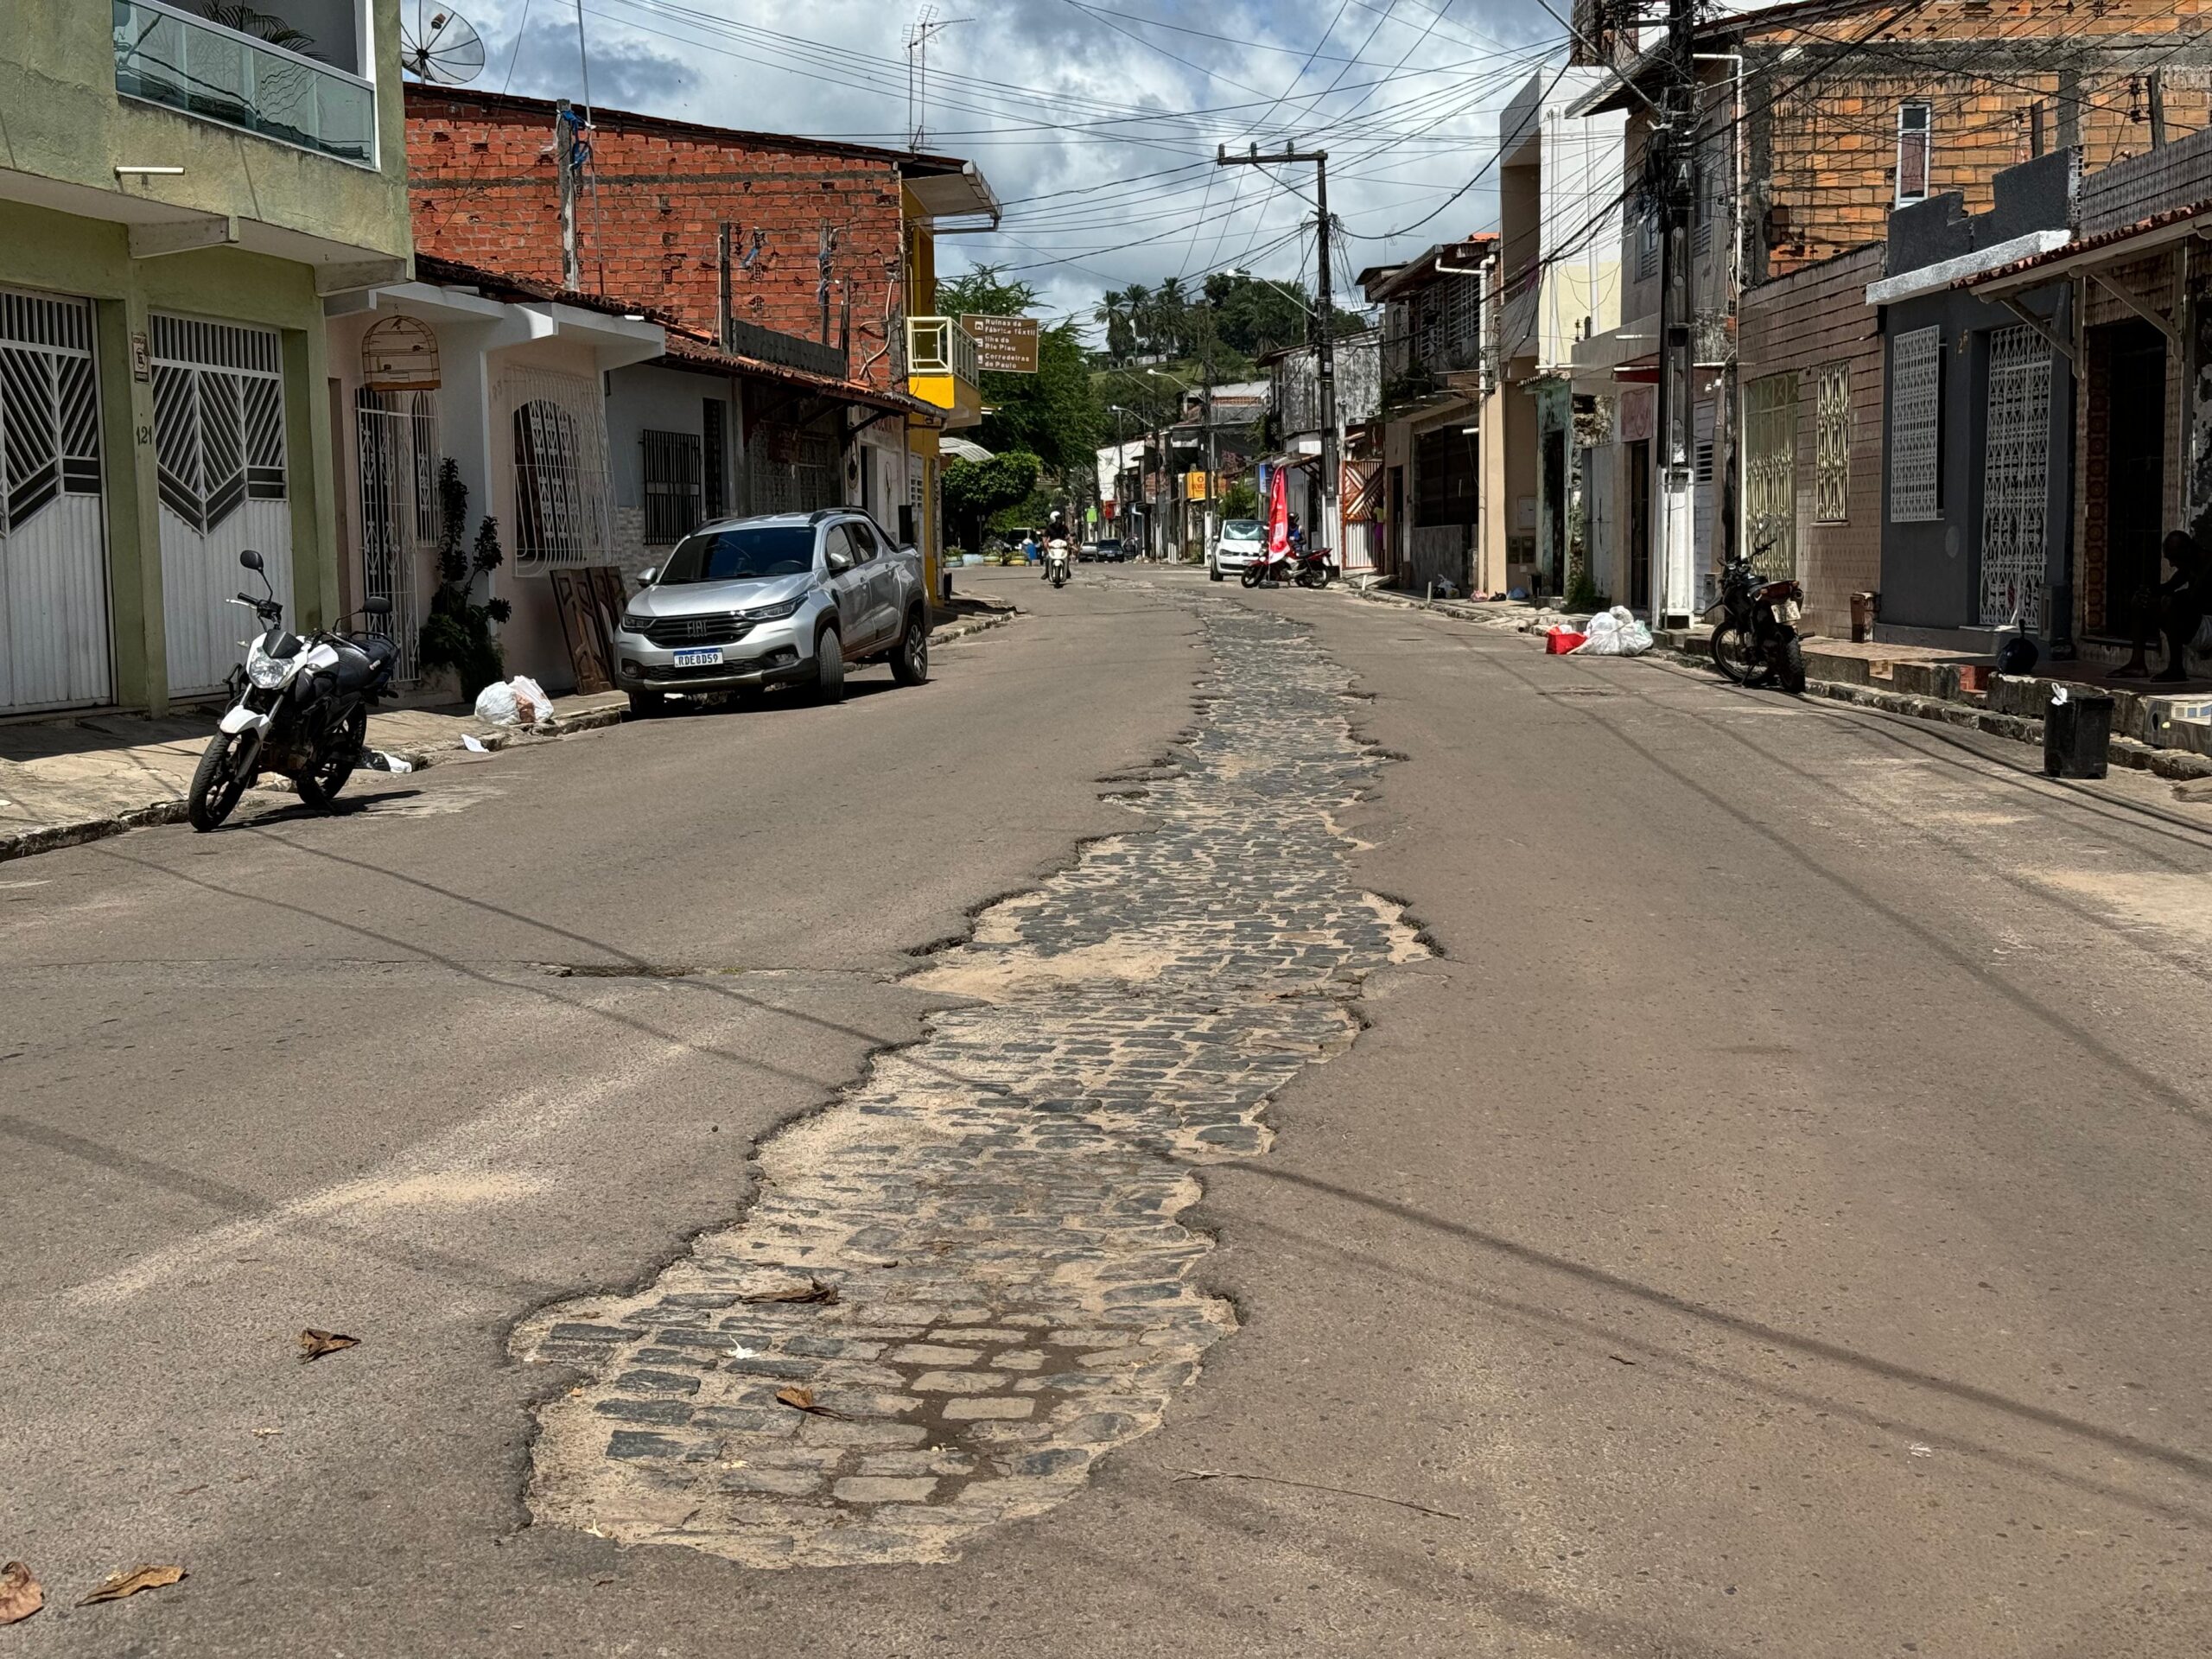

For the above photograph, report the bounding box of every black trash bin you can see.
[2043,690,2113,779]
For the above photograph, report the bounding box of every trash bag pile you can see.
[473,675,553,727]
[1570,607,1654,657]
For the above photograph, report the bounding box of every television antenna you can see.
[401,3,486,83]
[904,6,970,150]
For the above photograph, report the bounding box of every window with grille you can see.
[1889,326,1942,521]
[0,289,101,533]
[643,429,703,547]
[1896,102,1932,205]
[1814,362,1850,523]
[1745,372,1797,575]
[505,370,615,570]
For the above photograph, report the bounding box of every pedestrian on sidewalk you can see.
[2113,525,2211,683]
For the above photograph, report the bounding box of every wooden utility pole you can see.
[1218,143,1338,558]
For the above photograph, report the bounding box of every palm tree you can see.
[1093,289,1136,365]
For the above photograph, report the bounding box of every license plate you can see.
[672,646,724,668]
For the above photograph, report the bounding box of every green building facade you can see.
[0,0,410,714]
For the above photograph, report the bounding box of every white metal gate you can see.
[153,315,290,697]
[355,386,437,683]
[1980,323,2051,632]
[0,288,111,712]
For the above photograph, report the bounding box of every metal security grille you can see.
[1745,372,1797,575]
[1815,362,1851,523]
[151,313,292,697]
[0,288,110,712]
[1889,326,1942,522]
[746,427,839,517]
[151,314,286,533]
[502,370,614,570]
[642,428,703,547]
[355,387,437,683]
[1980,323,2051,632]
[702,400,727,523]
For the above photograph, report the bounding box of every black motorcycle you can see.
[1292,546,1338,588]
[188,549,399,830]
[1707,540,1807,693]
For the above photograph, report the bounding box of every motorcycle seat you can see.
[329,638,394,691]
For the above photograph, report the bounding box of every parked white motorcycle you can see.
[188,549,400,830]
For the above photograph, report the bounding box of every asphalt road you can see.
[5,564,2211,1656]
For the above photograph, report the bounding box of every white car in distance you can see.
[1209,519,1267,582]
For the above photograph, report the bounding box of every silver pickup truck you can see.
[613,508,930,715]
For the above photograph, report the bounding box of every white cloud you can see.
[430,0,1565,329]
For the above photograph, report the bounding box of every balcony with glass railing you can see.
[906,315,982,429]
[113,0,376,167]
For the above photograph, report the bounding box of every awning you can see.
[1966,201,2212,296]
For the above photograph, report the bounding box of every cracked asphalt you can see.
[5,566,2212,1656]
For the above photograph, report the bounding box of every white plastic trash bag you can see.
[473,681,520,725]
[509,676,551,725]
[473,676,555,728]
[1572,606,1654,657]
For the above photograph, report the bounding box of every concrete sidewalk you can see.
[0,690,632,861]
[0,597,1018,861]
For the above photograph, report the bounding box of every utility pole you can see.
[716,222,734,352]
[1199,303,1219,557]
[555,99,581,291]
[1218,143,1338,559]
[1653,0,1700,626]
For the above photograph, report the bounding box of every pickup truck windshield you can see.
[658,524,815,583]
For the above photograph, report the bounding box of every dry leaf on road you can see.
[78,1565,184,1605]
[773,1386,844,1418]
[297,1329,359,1361]
[0,1561,43,1624]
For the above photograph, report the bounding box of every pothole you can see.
[511,595,1429,1568]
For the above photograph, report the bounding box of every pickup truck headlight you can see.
[744,597,804,622]
[617,612,652,635]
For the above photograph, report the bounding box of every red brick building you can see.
[403,86,998,584]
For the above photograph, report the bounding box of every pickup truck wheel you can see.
[813,626,846,704]
[891,609,930,685]
[627,689,671,718]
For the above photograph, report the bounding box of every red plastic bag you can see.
[1544,629,1587,655]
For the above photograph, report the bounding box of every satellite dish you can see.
[401,4,486,84]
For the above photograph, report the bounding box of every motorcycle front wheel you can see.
[1239,564,1263,588]
[296,705,367,810]
[188,731,251,831]
[1710,623,1759,685]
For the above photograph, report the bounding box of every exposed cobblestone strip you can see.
[512,595,1424,1567]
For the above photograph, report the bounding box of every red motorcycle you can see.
[1292,547,1338,588]
[1240,550,1295,588]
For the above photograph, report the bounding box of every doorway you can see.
[1626,439,1652,612]
[2099,321,2165,638]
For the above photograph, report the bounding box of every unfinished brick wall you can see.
[406,88,912,389]
[1733,0,2212,277]
[1738,243,1887,634]
[2080,119,2212,230]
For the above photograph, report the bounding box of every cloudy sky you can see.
[414,0,1570,334]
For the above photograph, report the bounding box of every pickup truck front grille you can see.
[638,613,754,648]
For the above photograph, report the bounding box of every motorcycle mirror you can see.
[363,595,393,616]
[239,549,264,573]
